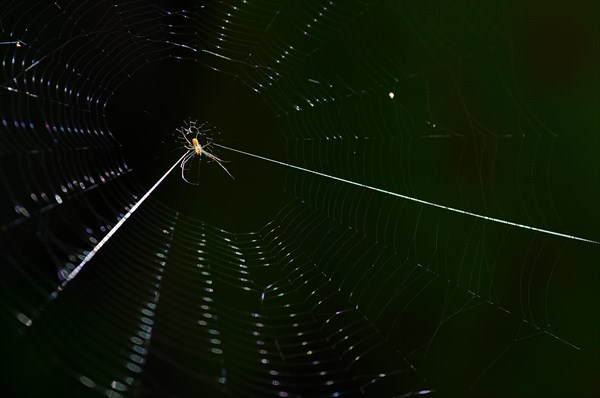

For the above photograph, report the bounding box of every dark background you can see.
[0,1,598,397]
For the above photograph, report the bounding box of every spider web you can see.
[1,1,599,397]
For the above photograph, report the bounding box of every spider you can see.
[178,122,234,184]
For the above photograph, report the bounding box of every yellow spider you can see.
[178,123,234,184]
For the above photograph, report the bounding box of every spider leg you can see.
[213,158,235,179]
[181,168,199,185]
[180,152,198,185]
[203,149,230,163]
[181,151,195,171]
[181,151,194,164]
[198,122,210,132]
[182,174,199,185]
[179,128,193,147]
[203,150,235,179]
[176,132,189,142]
[195,123,204,142]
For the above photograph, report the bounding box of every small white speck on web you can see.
[388,92,394,99]
[16,312,32,326]
[79,375,95,388]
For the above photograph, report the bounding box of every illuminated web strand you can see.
[56,153,187,292]
[215,144,598,245]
